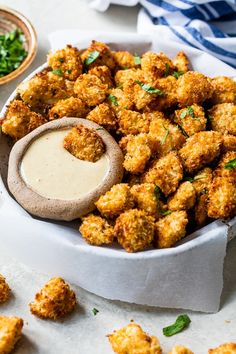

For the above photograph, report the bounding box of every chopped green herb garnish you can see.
[184,176,205,183]
[58,58,65,63]
[154,185,172,216]
[92,308,99,316]
[200,187,208,195]
[135,81,165,95]
[207,114,212,123]
[180,110,187,119]
[164,63,170,77]
[224,158,236,171]
[177,124,189,138]
[163,314,191,337]
[0,29,27,77]
[85,50,100,66]
[161,210,172,216]
[173,71,184,79]
[133,53,141,65]
[96,127,104,131]
[52,68,63,76]
[161,126,169,145]
[180,106,195,119]
[67,69,72,74]
[108,94,118,106]
[122,66,129,70]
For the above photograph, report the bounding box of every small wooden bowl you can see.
[0,6,37,85]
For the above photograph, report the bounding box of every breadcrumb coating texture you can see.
[108,88,134,113]
[47,45,83,81]
[143,152,183,196]
[155,210,188,248]
[179,131,222,174]
[209,103,236,135]
[114,209,155,252]
[192,167,213,196]
[48,97,89,120]
[174,104,207,137]
[0,275,10,303]
[222,134,236,152]
[81,40,116,70]
[79,214,114,246]
[130,183,162,218]
[1,100,47,140]
[0,316,23,354]
[114,68,144,87]
[29,277,76,319]
[117,110,151,135]
[194,193,209,226]
[172,51,190,73]
[168,181,196,211]
[113,51,140,69]
[141,51,174,80]
[86,103,117,131]
[210,76,236,105]
[176,71,213,107]
[63,124,105,162]
[88,65,114,88]
[123,79,156,111]
[108,323,162,354]
[214,151,236,179]
[208,343,236,354]
[95,183,134,218]
[74,73,108,107]
[169,345,194,354]
[151,76,177,111]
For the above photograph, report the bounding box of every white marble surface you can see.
[0,1,236,353]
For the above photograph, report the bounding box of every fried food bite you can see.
[0,275,10,303]
[108,323,162,354]
[63,124,105,162]
[117,110,151,135]
[29,277,76,320]
[208,343,236,353]
[194,193,209,226]
[79,214,114,246]
[173,51,190,73]
[141,51,174,81]
[191,167,213,196]
[0,316,23,354]
[174,104,207,137]
[108,88,134,113]
[113,51,140,69]
[86,103,117,131]
[168,181,196,211]
[88,65,113,88]
[210,76,236,105]
[222,134,236,152]
[81,40,116,70]
[48,97,89,120]
[169,345,194,354]
[209,103,236,135]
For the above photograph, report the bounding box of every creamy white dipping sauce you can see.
[20,129,110,200]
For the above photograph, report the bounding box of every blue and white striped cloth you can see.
[89,0,236,68]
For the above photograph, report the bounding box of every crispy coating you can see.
[108,88,134,113]
[123,79,156,111]
[174,104,207,137]
[114,68,144,87]
[74,73,108,106]
[114,209,155,252]
[48,97,89,120]
[81,40,116,70]
[86,103,117,131]
[168,181,196,211]
[208,343,236,353]
[222,134,236,152]
[179,131,222,174]
[176,71,213,107]
[0,316,23,354]
[89,65,113,88]
[143,152,183,196]
[113,51,140,69]
[194,193,209,226]
[117,110,151,135]
[210,76,236,105]
[172,51,190,73]
[169,345,193,354]
[151,76,177,111]
[108,323,162,354]
[148,114,186,157]
[0,275,10,303]
[79,214,114,246]
[63,124,105,162]
[208,176,236,219]
[209,103,236,135]
[47,45,82,81]
[95,183,134,218]
[192,167,213,196]
[141,51,174,80]
[1,100,47,140]
[155,210,188,248]
[214,151,236,179]
[29,277,76,320]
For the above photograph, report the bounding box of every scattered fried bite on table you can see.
[108,323,162,354]
[209,103,236,135]
[79,214,114,246]
[210,76,236,105]
[0,275,10,303]
[48,97,89,120]
[208,343,236,354]
[169,345,194,354]
[64,124,105,162]
[167,181,196,211]
[0,316,23,354]
[29,277,76,320]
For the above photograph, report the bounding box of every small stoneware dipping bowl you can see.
[0,6,37,85]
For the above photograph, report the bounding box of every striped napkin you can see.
[89,0,236,68]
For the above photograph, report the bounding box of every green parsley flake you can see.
[224,158,236,171]
[135,81,165,95]
[177,124,189,138]
[85,50,100,66]
[92,308,99,316]
[58,58,65,63]
[173,71,184,79]
[154,185,172,216]
[161,126,169,145]
[96,128,104,131]
[0,29,28,77]
[52,68,63,76]
[67,69,72,74]
[163,314,191,337]
[180,106,195,119]
[184,176,206,183]
[164,63,170,77]
[108,94,118,106]
[134,53,141,65]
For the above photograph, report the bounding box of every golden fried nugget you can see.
[74,73,108,107]
[113,51,140,69]
[155,210,188,248]
[172,51,190,73]
[81,40,116,70]
[86,103,117,131]
[79,214,114,246]
[29,277,76,320]
[108,88,134,113]
[222,134,236,152]
[47,45,83,81]
[208,176,236,219]
[168,181,196,211]
[214,151,236,179]
[114,68,144,87]
[95,183,134,218]
[0,275,10,303]
[108,323,162,354]
[131,183,163,218]
[141,51,174,80]
[169,345,194,354]
[1,100,47,140]
[174,104,207,137]
[63,124,105,162]
[117,110,151,135]
[194,193,209,226]
[152,76,177,111]
[208,343,236,354]
[211,76,236,105]
[176,71,213,107]
[192,167,213,196]
[48,97,89,120]
[89,65,113,88]
[114,209,155,252]
[123,79,156,111]
[209,103,236,135]
[0,316,23,354]
[143,152,183,196]
[179,131,222,173]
